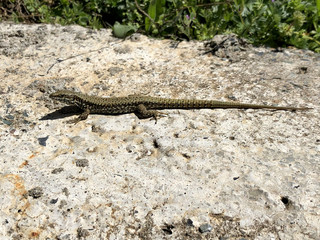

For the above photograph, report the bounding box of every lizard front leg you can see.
[67,107,90,124]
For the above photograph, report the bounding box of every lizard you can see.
[49,90,311,124]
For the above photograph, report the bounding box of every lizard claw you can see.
[151,111,168,124]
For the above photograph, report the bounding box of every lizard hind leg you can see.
[135,104,167,123]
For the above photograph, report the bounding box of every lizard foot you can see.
[151,111,168,124]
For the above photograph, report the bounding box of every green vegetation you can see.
[1,0,320,52]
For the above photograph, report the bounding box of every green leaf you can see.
[145,0,156,31]
[317,0,320,16]
[113,22,136,38]
[145,0,166,32]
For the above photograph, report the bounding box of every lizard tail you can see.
[149,98,310,111]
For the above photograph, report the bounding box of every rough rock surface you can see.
[0,22,319,239]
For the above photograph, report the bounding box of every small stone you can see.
[199,223,213,233]
[186,218,194,227]
[51,168,64,174]
[28,187,43,199]
[75,159,89,167]
[38,136,49,146]
[50,198,58,204]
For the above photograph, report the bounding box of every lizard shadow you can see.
[40,106,82,121]
[40,106,135,121]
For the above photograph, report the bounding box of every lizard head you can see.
[49,90,80,105]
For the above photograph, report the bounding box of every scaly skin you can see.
[49,90,310,123]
